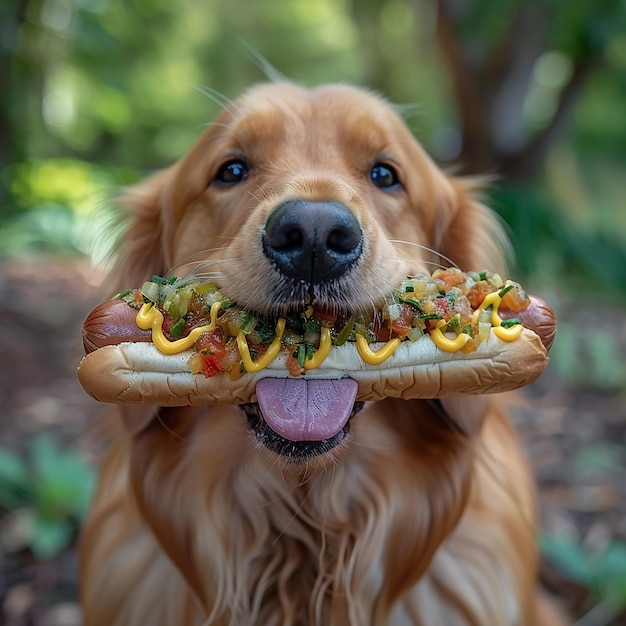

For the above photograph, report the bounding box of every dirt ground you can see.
[0,255,624,625]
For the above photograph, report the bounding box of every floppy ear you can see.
[437,176,510,275]
[110,167,177,293]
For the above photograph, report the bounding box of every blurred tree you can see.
[430,0,626,179]
[0,0,30,217]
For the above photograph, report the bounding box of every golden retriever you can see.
[80,83,565,625]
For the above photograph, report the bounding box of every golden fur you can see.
[80,83,565,625]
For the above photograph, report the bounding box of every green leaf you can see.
[0,447,30,510]
[29,433,62,478]
[595,542,626,606]
[28,433,96,519]
[540,534,592,586]
[30,516,73,561]
[0,447,27,485]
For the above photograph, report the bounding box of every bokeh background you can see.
[1,1,625,624]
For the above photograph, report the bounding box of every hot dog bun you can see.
[77,326,549,406]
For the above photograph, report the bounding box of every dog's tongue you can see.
[255,378,358,441]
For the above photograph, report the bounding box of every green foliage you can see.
[0,433,95,560]
[548,322,626,391]
[541,534,626,616]
[0,157,131,259]
[488,182,626,300]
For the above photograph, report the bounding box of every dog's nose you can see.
[262,200,363,284]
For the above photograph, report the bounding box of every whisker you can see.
[167,249,234,277]
[389,239,459,270]
[188,84,238,114]
[236,38,288,84]
[196,121,237,132]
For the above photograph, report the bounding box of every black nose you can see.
[262,200,363,284]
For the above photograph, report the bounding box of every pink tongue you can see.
[255,378,358,441]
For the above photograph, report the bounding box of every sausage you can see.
[499,295,556,351]
[82,299,152,354]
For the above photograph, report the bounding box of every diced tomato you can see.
[161,310,175,336]
[500,281,530,312]
[195,328,226,355]
[219,338,242,372]
[184,315,212,336]
[286,351,303,376]
[433,268,467,289]
[195,329,227,378]
[201,356,222,378]
[372,314,392,341]
[389,303,416,336]
[434,297,451,318]
[374,326,393,342]
[467,282,494,309]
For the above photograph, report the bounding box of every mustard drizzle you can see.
[471,291,523,341]
[135,302,222,355]
[303,327,333,370]
[135,286,521,372]
[236,318,286,372]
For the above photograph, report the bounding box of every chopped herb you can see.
[167,302,180,321]
[169,318,186,338]
[501,318,520,328]
[240,312,258,334]
[447,316,461,329]
[399,296,424,312]
[462,324,475,337]
[296,344,307,368]
[333,317,355,346]
[286,315,305,333]
[252,322,275,344]
[151,275,168,285]
[498,284,514,298]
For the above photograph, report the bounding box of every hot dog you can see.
[77,269,556,406]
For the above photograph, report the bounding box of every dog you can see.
[79,83,565,625]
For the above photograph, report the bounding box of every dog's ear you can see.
[110,167,178,292]
[436,176,510,275]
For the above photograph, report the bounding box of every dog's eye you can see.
[370,163,399,189]
[215,159,249,185]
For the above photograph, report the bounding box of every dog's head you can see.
[115,83,507,460]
